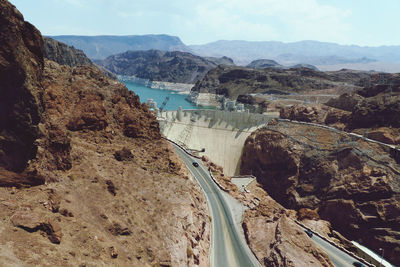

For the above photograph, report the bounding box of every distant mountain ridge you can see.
[50,34,189,59]
[51,35,400,72]
[246,59,318,71]
[189,40,400,66]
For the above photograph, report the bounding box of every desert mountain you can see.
[96,49,225,84]
[188,65,372,106]
[189,40,400,66]
[51,34,189,59]
[0,1,210,265]
[246,59,283,69]
[246,59,319,71]
[49,35,400,72]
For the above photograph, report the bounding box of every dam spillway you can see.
[158,109,277,176]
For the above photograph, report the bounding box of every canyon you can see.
[2,0,400,266]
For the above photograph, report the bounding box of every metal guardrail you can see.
[295,221,375,267]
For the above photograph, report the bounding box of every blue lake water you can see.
[123,81,199,110]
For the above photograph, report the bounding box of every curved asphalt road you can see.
[174,142,372,267]
[306,230,367,267]
[173,144,260,267]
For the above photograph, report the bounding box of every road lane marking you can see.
[190,162,237,267]
[174,145,260,267]
[176,147,238,267]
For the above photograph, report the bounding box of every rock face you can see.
[43,37,92,67]
[280,105,326,123]
[97,49,219,84]
[0,1,210,266]
[325,93,363,112]
[0,0,45,185]
[243,184,334,267]
[351,93,400,128]
[43,37,117,80]
[240,122,400,265]
[279,104,351,128]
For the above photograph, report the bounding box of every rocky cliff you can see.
[43,37,117,80]
[0,1,210,266]
[0,0,44,181]
[97,49,220,84]
[240,121,400,265]
[43,37,92,67]
[325,73,400,128]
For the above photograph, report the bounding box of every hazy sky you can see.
[11,0,400,46]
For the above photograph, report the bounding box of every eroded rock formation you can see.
[43,37,92,67]
[240,122,400,265]
[0,0,44,182]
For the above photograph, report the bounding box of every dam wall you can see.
[159,109,276,176]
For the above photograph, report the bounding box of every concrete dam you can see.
[158,109,277,176]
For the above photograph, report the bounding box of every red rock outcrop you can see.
[325,93,363,112]
[241,122,400,265]
[243,184,334,267]
[351,93,400,128]
[280,104,326,123]
[326,78,400,130]
[0,0,45,185]
[279,104,351,127]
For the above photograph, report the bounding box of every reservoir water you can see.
[123,81,199,110]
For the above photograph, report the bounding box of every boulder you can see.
[114,147,133,161]
[280,104,325,123]
[10,210,62,244]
